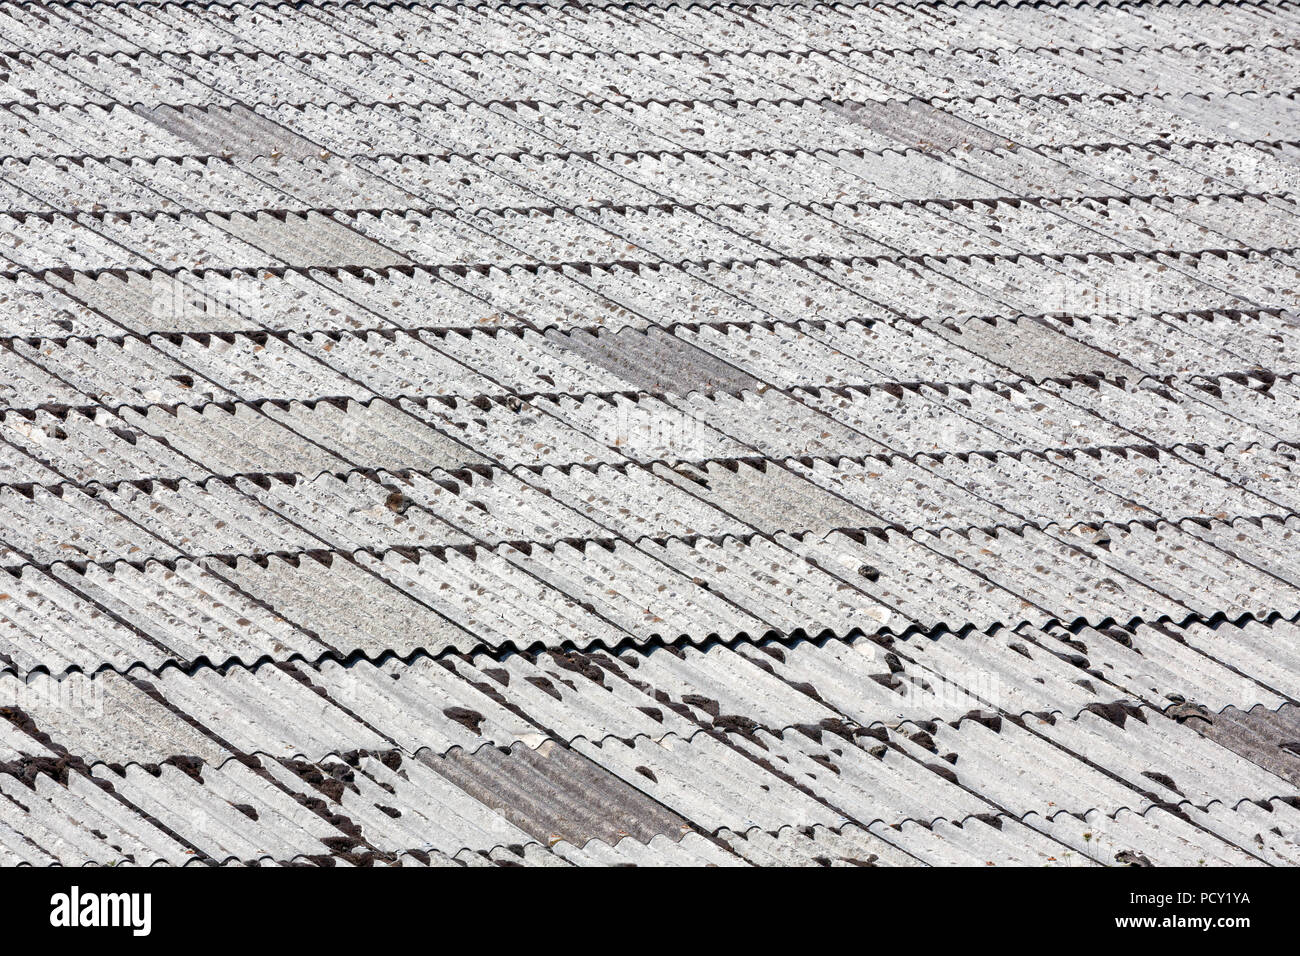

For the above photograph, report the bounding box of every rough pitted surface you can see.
[0,0,1298,866]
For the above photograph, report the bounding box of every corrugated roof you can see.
[0,0,1298,866]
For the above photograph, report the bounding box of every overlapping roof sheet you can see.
[0,0,1298,866]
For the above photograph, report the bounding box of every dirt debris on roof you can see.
[0,0,1298,867]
